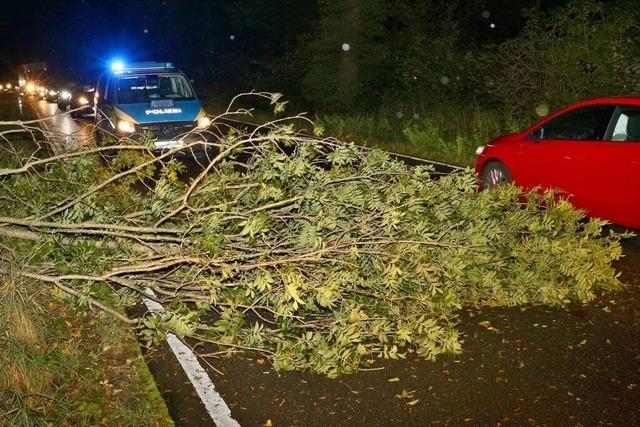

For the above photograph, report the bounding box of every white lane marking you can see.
[143,289,240,427]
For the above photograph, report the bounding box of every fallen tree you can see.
[0,94,625,377]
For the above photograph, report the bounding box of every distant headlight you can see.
[61,91,71,99]
[48,90,57,96]
[117,119,136,133]
[78,96,89,105]
[197,115,211,129]
[475,145,486,156]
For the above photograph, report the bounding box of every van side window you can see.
[107,78,116,103]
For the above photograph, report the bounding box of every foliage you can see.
[486,0,640,119]
[315,106,517,166]
[0,99,625,378]
[381,0,490,110]
[298,0,388,110]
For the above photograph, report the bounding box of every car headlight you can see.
[475,145,486,156]
[117,119,136,133]
[197,115,211,129]
[49,90,57,96]
[78,96,89,105]
[61,91,71,99]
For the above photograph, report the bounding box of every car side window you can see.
[533,106,615,141]
[608,106,640,142]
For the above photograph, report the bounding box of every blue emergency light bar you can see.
[111,61,175,74]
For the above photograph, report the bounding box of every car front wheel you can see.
[480,160,513,189]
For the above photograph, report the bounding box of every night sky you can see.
[0,0,567,84]
[0,0,233,79]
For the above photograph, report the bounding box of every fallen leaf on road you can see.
[478,320,500,332]
[396,389,416,400]
[388,377,400,382]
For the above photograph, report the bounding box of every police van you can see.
[94,61,210,150]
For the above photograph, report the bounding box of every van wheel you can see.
[480,160,513,189]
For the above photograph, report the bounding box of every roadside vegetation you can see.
[314,108,510,166]
[0,275,173,426]
[0,96,627,379]
[200,0,640,167]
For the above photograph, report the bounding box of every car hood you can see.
[115,100,202,124]
[487,131,526,146]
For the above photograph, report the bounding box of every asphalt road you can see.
[6,93,640,427]
[23,96,94,154]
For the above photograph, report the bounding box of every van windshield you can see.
[116,74,195,104]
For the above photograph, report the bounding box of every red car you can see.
[475,97,640,229]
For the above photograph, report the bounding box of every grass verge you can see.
[315,107,526,167]
[0,277,174,426]
[202,93,526,167]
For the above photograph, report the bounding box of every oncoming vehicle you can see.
[46,88,60,103]
[475,97,640,229]
[94,61,209,150]
[36,85,47,100]
[58,84,95,118]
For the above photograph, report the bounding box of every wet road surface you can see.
[21,96,94,153]
[4,93,640,426]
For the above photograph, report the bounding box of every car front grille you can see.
[139,121,196,140]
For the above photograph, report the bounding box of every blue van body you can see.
[95,62,209,150]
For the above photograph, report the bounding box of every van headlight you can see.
[197,115,211,129]
[475,145,486,156]
[117,119,136,133]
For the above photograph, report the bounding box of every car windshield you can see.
[116,74,194,104]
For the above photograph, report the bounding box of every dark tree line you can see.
[3,0,637,118]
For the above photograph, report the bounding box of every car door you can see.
[589,105,640,228]
[518,105,615,212]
